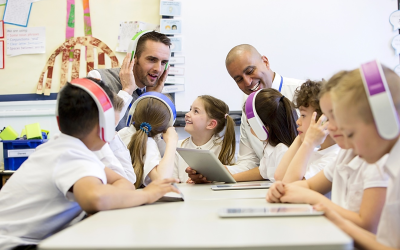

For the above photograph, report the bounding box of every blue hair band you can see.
[139,122,152,135]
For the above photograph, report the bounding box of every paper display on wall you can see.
[0,41,4,69]
[170,37,182,52]
[3,0,32,27]
[6,27,46,56]
[160,19,181,34]
[160,0,182,16]
[0,0,6,5]
[116,21,160,52]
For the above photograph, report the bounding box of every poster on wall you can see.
[116,21,160,52]
[6,27,46,56]
[160,19,182,34]
[160,0,182,16]
[170,37,182,52]
[0,21,4,38]
[0,41,4,69]
[3,0,33,27]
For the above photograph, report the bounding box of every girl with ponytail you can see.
[231,88,299,182]
[118,93,178,189]
[175,95,236,183]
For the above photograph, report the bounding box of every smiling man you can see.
[225,44,304,175]
[88,31,171,130]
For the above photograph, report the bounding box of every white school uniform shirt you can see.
[0,133,106,250]
[324,149,389,212]
[377,137,400,248]
[93,133,136,184]
[258,143,289,181]
[304,144,340,180]
[229,73,303,174]
[174,135,223,183]
[118,126,163,186]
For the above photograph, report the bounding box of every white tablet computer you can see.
[176,148,236,183]
[211,182,272,191]
[218,205,324,218]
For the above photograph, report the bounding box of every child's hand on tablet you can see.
[143,178,180,204]
[185,167,211,184]
[303,112,329,147]
[266,181,285,203]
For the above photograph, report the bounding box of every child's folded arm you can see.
[274,136,302,181]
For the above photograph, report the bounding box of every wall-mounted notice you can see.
[165,76,184,84]
[116,21,159,52]
[160,0,182,16]
[168,66,184,75]
[160,19,182,34]
[162,84,184,94]
[0,0,6,5]
[6,27,46,56]
[0,21,4,38]
[170,37,182,52]
[3,0,32,27]
[169,56,185,64]
[392,34,400,55]
[390,10,400,31]
[0,41,4,69]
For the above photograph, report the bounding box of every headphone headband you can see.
[55,78,115,142]
[245,90,269,140]
[126,92,176,128]
[360,60,400,139]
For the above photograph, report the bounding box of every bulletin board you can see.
[0,0,161,98]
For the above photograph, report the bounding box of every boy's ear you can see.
[206,119,218,130]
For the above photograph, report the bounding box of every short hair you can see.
[331,65,400,124]
[136,31,171,59]
[58,78,114,138]
[293,80,323,121]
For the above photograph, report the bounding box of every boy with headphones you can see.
[0,78,179,250]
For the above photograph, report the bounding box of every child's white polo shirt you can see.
[377,138,400,248]
[174,135,223,182]
[304,144,340,179]
[0,133,106,249]
[324,149,389,212]
[258,143,289,181]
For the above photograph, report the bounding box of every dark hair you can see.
[136,31,171,59]
[58,78,114,138]
[293,80,323,121]
[252,89,298,147]
[127,97,171,189]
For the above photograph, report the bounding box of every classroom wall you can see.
[0,0,161,95]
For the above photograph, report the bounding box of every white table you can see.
[177,182,269,200]
[39,189,352,250]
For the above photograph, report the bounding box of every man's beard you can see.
[135,61,159,87]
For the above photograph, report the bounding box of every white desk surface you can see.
[177,182,269,200]
[39,198,352,250]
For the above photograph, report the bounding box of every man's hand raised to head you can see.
[146,64,170,93]
[119,53,137,95]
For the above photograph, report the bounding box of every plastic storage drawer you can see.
[2,139,47,171]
